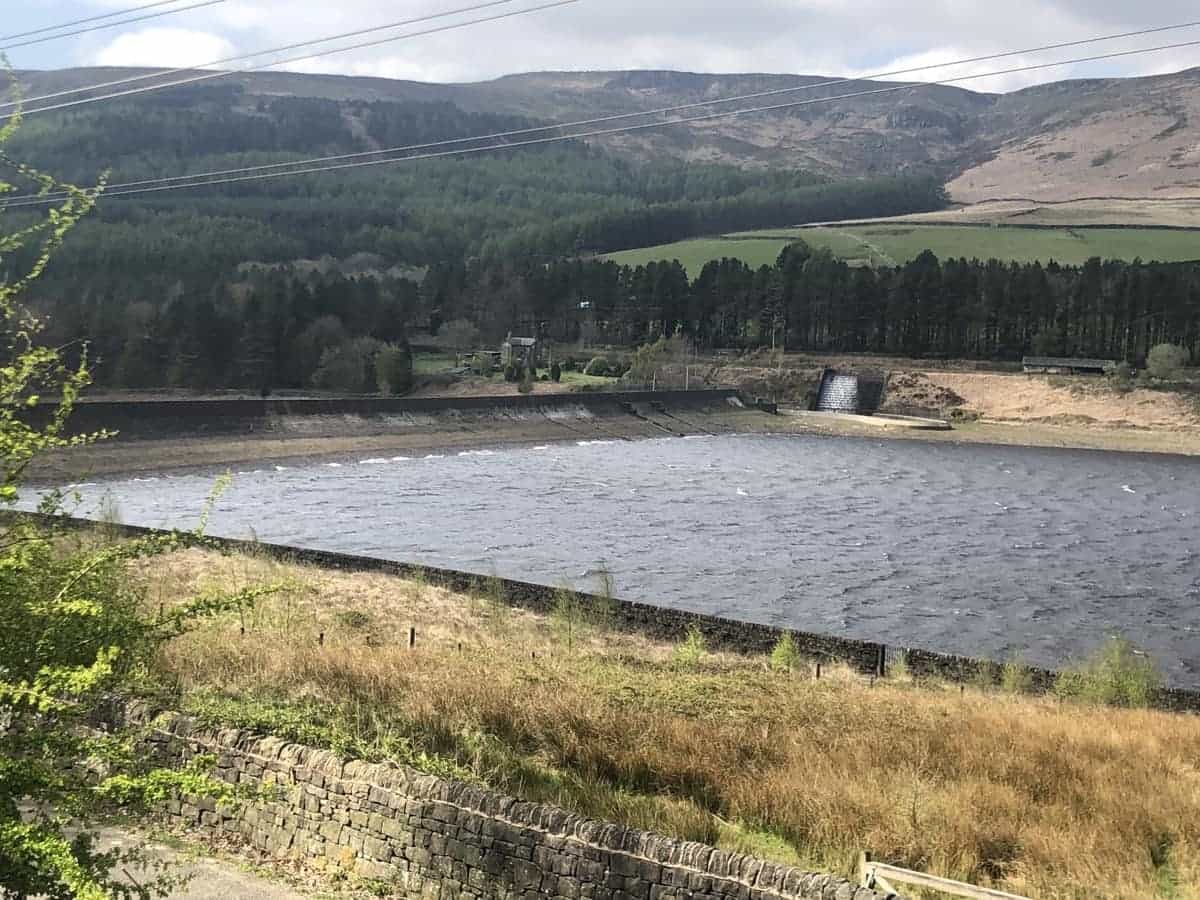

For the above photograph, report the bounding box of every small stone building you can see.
[502,334,541,367]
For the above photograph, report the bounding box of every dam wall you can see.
[129,704,885,900]
[34,390,743,440]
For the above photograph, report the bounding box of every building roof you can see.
[1022,356,1117,369]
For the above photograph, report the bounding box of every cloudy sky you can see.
[5,0,1200,93]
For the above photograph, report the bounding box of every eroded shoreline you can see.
[28,390,1200,482]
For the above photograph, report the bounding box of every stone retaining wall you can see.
[134,705,886,900]
[30,390,742,440]
[20,512,1200,711]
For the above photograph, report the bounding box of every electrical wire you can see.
[0,0,227,52]
[0,0,208,43]
[5,35,1198,209]
[4,0,535,111]
[10,0,579,118]
[12,17,1200,199]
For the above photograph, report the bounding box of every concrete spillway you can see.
[816,373,860,412]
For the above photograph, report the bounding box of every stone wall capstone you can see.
[131,705,888,900]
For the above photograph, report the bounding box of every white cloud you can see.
[52,0,1200,90]
[92,27,235,68]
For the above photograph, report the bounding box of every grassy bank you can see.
[133,546,1200,899]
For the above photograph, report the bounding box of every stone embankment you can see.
[132,705,886,900]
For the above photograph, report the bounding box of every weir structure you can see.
[814,370,886,415]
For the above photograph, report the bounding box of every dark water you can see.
[41,434,1200,685]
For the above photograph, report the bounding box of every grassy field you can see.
[606,224,1200,274]
[133,545,1200,900]
[854,198,1200,229]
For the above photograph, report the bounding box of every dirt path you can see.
[99,827,320,899]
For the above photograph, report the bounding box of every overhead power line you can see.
[7,0,579,118]
[0,0,206,43]
[0,0,227,52]
[10,22,1200,207]
[5,35,1199,211]
[16,15,1200,200]
[4,0,535,113]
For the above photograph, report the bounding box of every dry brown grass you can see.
[141,549,1200,899]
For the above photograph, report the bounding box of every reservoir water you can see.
[44,433,1200,686]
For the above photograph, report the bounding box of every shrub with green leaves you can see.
[769,633,803,672]
[1145,343,1191,381]
[374,342,414,396]
[1001,657,1034,695]
[0,89,265,898]
[1054,636,1163,708]
[672,624,708,668]
[584,356,612,377]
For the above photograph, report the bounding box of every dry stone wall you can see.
[135,706,887,900]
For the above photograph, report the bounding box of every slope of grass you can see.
[140,548,1200,900]
[606,224,1200,274]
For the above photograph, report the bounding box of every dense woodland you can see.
[26,243,1199,390]
[5,84,1198,387]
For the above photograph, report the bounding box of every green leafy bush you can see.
[584,356,612,377]
[375,342,414,395]
[769,633,803,672]
[673,624,707,668]
[1054,636,1162,708]
[312,337,382,393]
[1145,343,1190,380]
[1001,657,1034,695]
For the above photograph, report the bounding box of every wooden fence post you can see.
[408,627,416,649]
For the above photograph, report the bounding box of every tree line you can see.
[426,244,1200,364]
[32,242,1198,391]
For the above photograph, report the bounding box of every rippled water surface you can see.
[47,434,1200,685]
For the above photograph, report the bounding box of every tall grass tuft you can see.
[551,583,585,652]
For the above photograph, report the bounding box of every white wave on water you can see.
[736,488,749,497]
[458,450,495,457]
[391,456,410,462]
[273,466,288,472]
[360,458,389,465]
[531,446,550,451]
[326,463,342,467]
[423,454,445,459]
[1122,485,1137,494]
[577,440,615,447]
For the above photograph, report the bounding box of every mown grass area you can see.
[411,353,461,375]
[606,224,1200,274]
[138,548,1200,899]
